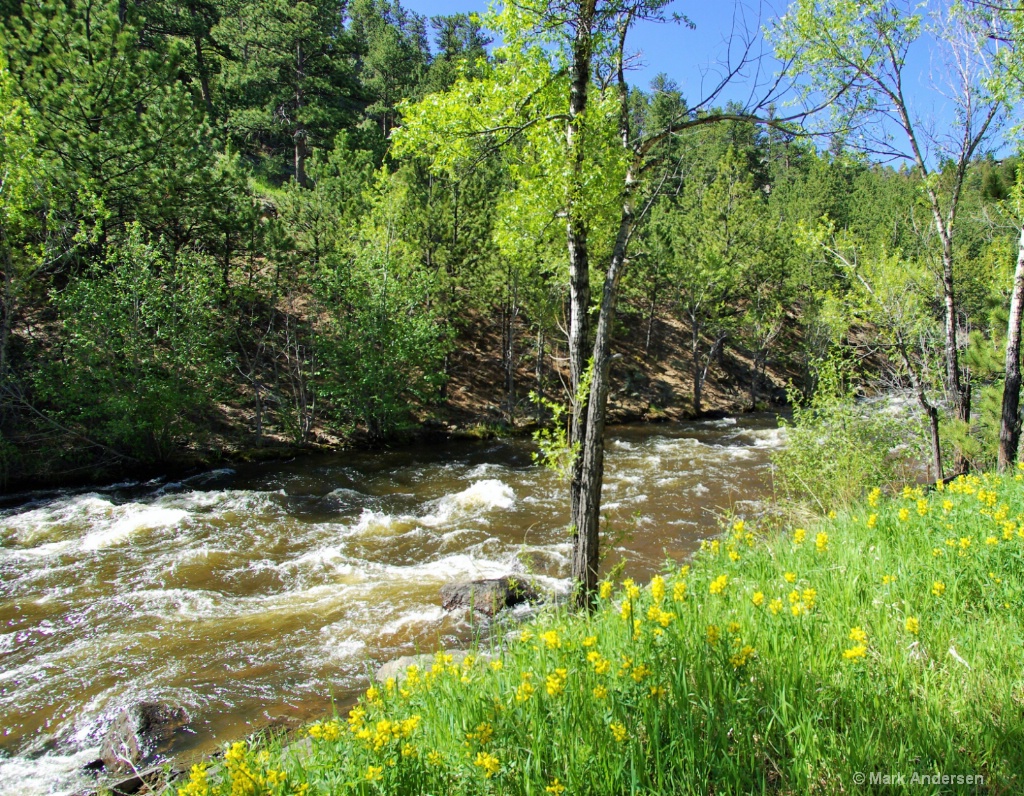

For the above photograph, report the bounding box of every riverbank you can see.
[177,471,1024,795]
[1,303,799,495]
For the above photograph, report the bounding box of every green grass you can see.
[179,471,1024,795]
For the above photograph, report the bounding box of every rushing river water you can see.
[0,415,784,794]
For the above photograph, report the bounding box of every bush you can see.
[37,226,226,461]
[772,356,926,513]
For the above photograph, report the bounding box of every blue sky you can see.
[403,0,789,107]
[400,1,1010,163]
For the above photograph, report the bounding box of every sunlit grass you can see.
[179,471,1024,794]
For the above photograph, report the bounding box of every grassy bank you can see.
[177,472,1024,795]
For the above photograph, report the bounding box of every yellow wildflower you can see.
[730,645,756,668]
[784,572,796,583]
[867,514,877,528]
[843,644,868,661]
[706,624,721,644]
[515,677,535,702]
[868,487,881,507]
[881,575,895,585]
[932,581,946,597]
[793,528,807,545]
[916,498,928,516]
[599,581,613,600]
[651,575,666,603]
[365,765,383,782]
[769,598,783,615]
[624,578,641,599]
[672,580,687,602]
[898,508,910,522]
[593,685,608,699]
[709,574,729,595]
[802,588,817,608]
[849,627,868,644]
[729,550,741,561]
[905,617,919,634]
[546,669,567,697]
[474,751,500,778]
[610,722,628,743]
[582,635,597,647]
[426,751,444,767]
[727,621,741,635]
[631,664,651,683]
[986,536,998,546]
[468,722,493,744]
[541,630,561,649]
[815,532,829,552]
[752,591,765,607]
[546,779,567,795]
[490,659,503,671]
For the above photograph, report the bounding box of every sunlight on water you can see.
[0,415,784,794]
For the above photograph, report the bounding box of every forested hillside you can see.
[0,0,1020,488]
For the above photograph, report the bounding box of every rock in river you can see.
[440,576,539,616]
[100,701,189,774]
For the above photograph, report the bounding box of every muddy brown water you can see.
[0,415,784,794]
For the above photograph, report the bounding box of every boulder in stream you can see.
[440,576,539,616]
[99,701,189,774]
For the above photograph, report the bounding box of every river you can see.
[0,415,784,794]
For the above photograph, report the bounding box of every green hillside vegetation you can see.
[1,0,1023,491]
[175,471,1024,795]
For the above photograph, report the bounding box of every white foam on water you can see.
[381,552,510,584]
[420,480,515,527]
[128,588,226,621]
[466,463,505,478]
[351,509,414,536]
[284,546,353,572]
[2,494,114,544]
[689,483,710,496]
[379,606,446,635]
[746,427,788,448]
[80,507,187,551]
[323,638,366,661]
[159,489,275,515]
[721,446,756,460]
[0,746,101,796]
[704,417,738,428]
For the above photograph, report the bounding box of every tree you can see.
[216,0,358,186]
[773,0,1007,476]
[348,0,429,136]
[3,0,233,253]
[396,0,809,607]
[804,222,946,480]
